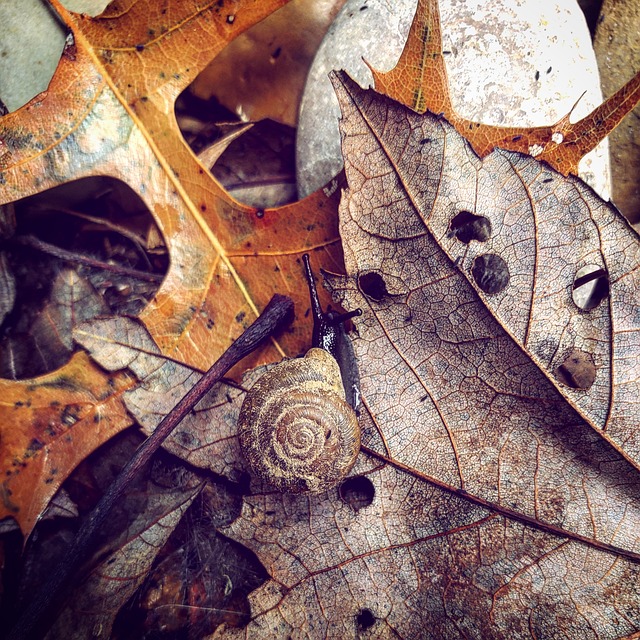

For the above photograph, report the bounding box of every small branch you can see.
[7,294,295,640]
[13,235,163,283]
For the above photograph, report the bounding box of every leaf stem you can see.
[6,293,295,640]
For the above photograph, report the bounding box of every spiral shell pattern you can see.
[238,348,361,493]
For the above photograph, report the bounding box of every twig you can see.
[13,235,163,283]
[7,293,295,640]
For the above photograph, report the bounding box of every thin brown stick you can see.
[7,294,295,640]
[13,235,163,283]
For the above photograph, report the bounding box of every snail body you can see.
[238,254,362,494]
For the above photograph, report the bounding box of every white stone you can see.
[296,0,609,199]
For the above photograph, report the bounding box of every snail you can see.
[238,254,362,493]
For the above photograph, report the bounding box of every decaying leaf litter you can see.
[1,0,640,638]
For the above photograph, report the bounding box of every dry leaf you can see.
[0,351,135,534]
[46,478,202,639]
[192,0,348,126]
[74,316,259,483]
[0,0,345,532]
[371,0,640,176]
[0,0,343,378]
[220,464,640,638]
[215,72,640,638]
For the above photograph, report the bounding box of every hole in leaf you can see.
[356,608,376,630]
[449,211,491,243]
[339,476,375,510]
[358,272,388,301]
[175,7,302,209]
[0,177,167,379]
[471,254,509,295]
[572,264,609,310]
[554,349,596,390]
[176,87,297,208]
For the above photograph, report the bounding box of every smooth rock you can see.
[296,0,610,199]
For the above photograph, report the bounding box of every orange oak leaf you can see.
[370,0,640,176]
[0,0,343,378]
[0,0,350,533]
[0,351,134,534]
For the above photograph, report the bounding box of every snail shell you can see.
[238,348,361,493]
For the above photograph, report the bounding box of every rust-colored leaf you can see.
[191,0,348,126]
[370,0,640,176]
[0,351,134,534]
[0,0,344,531]
[0,0,343,378]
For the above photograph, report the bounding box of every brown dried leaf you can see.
[28,269,109,372]
[74,316,246,481]
[332,71,640,472]
[220,464,640,638]
[216,74,640,638]
[46,478,202,639]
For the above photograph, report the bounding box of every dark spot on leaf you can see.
[450,211,491,243]
[420,138,431,145]
[271,46,282,60]
[554,349,596,390]
[200,203,206,211]
[235,311,246,323]
[535,70,540,81]
[358,272,388,301]
[255,209,265,219]
[572,265,609,310]
[226,14,235,23]
[471,254,509,294]
[61,404,81,426]
[356,608,376,630]
[512,135,522,142]
[340,476,375,511]
[547,66,552,73]
[135,44,145,52]
[27,438,44,453]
